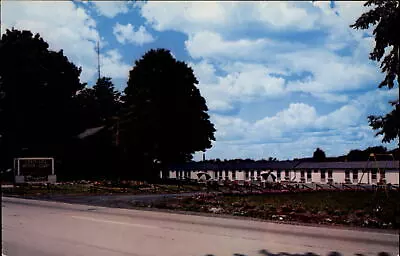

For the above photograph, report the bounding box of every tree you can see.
[313,148,326,161]
[73,77,122,179]
[92,77,121,125]
[121,48,216,180]
[267,157,278,162]
[350,0,400,144]
[0,29,85,170]
[76,77,121,130]
[346,149,365,161]
[347,146,389,161]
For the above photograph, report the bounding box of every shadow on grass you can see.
[204,250,393,256]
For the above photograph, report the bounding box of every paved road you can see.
[16,192,202,205]
[2,197,399,256]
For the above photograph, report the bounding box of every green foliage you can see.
[368,105,400,143]
[0,29,85,164]
[347,146,390,161]
[71,77,122,180]
[350,0,400,143]
[76,77,121,130]
[312,148,326,161]
[121,48,216,179]
[0,29,217,181]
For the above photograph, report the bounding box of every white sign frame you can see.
[14,157,56,184]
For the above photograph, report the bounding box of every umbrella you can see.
[261,171,276,182]
[197,172,211,180]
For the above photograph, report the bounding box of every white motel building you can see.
[163,160,399,185]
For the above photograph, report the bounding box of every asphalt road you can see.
[17,192,202,205]
[2,197,399,256]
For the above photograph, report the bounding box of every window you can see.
[232,170,236,180]
[345,170,351,183]
[214,171,218,179]
[245,171,249,180]
[257,170,261,177]
[321,170,326,181]
[380,169,386,180]
[180,171,183,179]
[225,170,229,178]
[307,170,312,182]
[371,169,377,180]
[277,170,281,180]
[300,170,305,182]
[353,170,358,181]
[328,170,333,178]
[284,170,290,180]
[250,170,254,178]
[219,170,223,179]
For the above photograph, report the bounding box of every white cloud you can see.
[310,93,349,103]
[140,1,379,105]
[100,49,131,79]
[2,1,131,83]
[113,23,155,45]
[185,30,306,61]
[283,50,378,93]
[140,2,322,35]
[139,1,399,159]
[197,89,397,160]
[253,2,318,30]
[190,61,287,112]
[91,1,130,18]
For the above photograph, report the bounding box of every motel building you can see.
[162,160,399,186]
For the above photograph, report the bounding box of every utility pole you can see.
[96,40,101,80]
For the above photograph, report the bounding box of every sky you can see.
[2,1,398,161]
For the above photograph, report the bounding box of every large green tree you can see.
[0,29,85,170]
[121,48,216,180]
[350,0,400,144]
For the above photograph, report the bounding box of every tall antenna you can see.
[96,40,101,80]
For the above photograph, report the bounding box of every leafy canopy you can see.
[350,0,400,144]
[0,29,85,158]
[76,77,121,130]
[121,48,216,176]
[313,148,326,161]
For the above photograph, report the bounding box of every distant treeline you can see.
[198,146,399,163]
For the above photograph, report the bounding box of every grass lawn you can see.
[147,190,400,229]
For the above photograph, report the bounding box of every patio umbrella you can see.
[197,172,211,180]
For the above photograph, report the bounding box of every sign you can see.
[15,158,56,184]
[19,159,53,177]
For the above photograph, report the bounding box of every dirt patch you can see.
[141,191,400,230]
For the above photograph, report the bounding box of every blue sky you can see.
[2,1,398,161]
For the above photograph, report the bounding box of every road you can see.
[17,192,202,205]
[2,197,399,256]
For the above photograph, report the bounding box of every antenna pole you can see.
[97,41,101,80]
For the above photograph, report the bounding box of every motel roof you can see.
[295,161,399,170]
[169,160,399,171]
